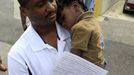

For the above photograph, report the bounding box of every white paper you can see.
[52,52,108,75]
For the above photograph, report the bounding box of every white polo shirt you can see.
[8,22,71,75]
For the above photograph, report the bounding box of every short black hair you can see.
[17,0,30,8]
[56,0,87,25]
[56,0,87,12]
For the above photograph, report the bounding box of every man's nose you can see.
[46,2,56,12]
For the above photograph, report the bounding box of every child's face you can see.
[60,6,78,30]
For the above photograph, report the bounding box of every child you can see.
[56,0,106,68]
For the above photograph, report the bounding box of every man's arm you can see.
[8,55,29,75]
[8,46,28,75]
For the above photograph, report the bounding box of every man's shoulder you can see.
[56,22,70,40]
[9,39,29,56]
[8,28,31,58]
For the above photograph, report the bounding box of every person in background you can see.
[84,0,94,11]
[56,0,107,68]
[0,56,7,72]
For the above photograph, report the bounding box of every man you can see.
[0,56,7,72]
[8,0,71,75]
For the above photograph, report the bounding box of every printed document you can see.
[52,52,108,75]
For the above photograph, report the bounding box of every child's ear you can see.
[20,6,29,16]
[71,1,81,12]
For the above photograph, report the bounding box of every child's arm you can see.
[71,48,83,56]
[71,25,91,57]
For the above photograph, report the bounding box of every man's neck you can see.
[33,23,57,36]
[32,23,58,49]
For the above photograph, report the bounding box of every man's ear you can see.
[19,6,29,16]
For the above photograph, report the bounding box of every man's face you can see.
[59,6,77,30]
[25,0,57,26]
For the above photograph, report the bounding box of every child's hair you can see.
[56,0,88,25]
[56,0,87,12]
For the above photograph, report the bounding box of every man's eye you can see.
[36,2,44,7]
[49,0,54,3]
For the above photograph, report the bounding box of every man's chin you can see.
[49,17,56,24]
[48,19,56,25]
[50,16,56,22]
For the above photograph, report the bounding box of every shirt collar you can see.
[56,22,70,41]
[76,11,94,22]
[26,22,70,52]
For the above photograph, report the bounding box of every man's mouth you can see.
[47,13,56,19]
[49,14,56,19]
